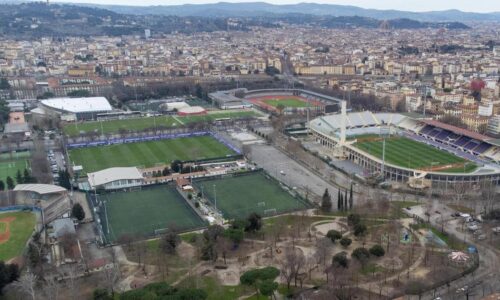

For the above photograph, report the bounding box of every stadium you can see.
[0,184,71,261]
[210,88,342,114]
[309,102,500,189]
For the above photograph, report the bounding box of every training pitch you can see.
[99,185,205,242]
[69,135,236,173]
[0,151,31,183]
[0,211,37,262]
[194,172,312,220]
[353,135,476,173]
[263,98,310,108]
[63,111,259,137]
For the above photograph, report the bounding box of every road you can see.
[408,203,500,300]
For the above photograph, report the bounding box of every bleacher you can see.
[416,121,495,157]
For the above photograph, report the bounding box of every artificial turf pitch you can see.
[194,172,312,220]
[100,185,205,242]
[63,111,259,137]
[0,211,36,261]
[354,136,476,173]
[68,135,236,173]
[0,151,30,183]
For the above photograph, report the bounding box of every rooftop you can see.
[41,97,112,113]
[88,167,143,187]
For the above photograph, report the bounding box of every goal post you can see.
[264,208,277,215]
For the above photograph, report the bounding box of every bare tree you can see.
[41,276,61,300]
[103,262,120,296]
[13,272,38,300]
[65,263,81,300]
[280,247,305,291]
[314,238,330,266]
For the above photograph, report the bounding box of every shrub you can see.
[339,237,352,247]
[351,247,370,262]
[369,244,385,257]
[353,223,367,236]
[332,252,348,268]
[326,230,342,243]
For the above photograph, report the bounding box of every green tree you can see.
[0,180,4,191]
[6,176,14,190]
[352,247,370,265]
[71,203,85,221]
[321,188,332,212]
[67,89,91,97]
[160,229,181,254]
[326,229,342,243]
[0,99,9,129]
[337,189,342,210]
[353,223,367,236]
[170,160,183,173]
[225,227,244,246]
[259,279,278,299]
[93,288,112,300]
[23,169,35,183]
[15,169,24,185]
[339,237,352,248]
[0,261,19,294]
[58,169,71,190]
[332,252,348,268]
[245,212,262,232]
[369,244,385,257]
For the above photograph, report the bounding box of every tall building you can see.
[145,29,151,39]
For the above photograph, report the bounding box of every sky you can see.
[50,0,500,13]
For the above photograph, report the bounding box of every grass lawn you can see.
[177,276,257,300]
[194,172,312,220]
[354,136,476,173]
[0,211,36,261]
[68,135,235,173]
[0,151,30,183]
[100,185,205,242]
[263,98,309,108]
[63,111,260,137]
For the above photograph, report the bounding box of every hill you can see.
[0,3,470,39]
[83,2,500,22]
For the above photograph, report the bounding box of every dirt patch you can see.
[0,216,16,244]
[314,221,344,236]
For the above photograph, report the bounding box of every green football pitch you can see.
[63,111,259,137]
[0,211,36,261]
[0,151,30,183]
[69,135,236,173]
[194,172,312,220]
[263,98,309,108]
[99,185,205,242]
[354,135,476,173]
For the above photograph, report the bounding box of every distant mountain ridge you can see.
[74,1,500,22]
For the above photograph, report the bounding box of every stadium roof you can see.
[422,119,490,141]
[88,167,143,187]
[41,97,112,113]
[14,184,67,195]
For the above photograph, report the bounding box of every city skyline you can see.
[49,0,500,13]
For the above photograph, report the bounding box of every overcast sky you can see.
[51,0,500,13]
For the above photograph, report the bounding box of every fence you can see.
[66,130,242,154]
